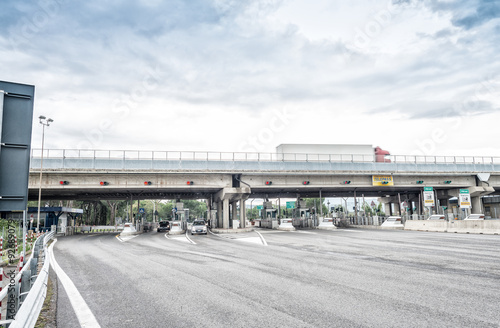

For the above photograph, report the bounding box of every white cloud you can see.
[1,0,499,156]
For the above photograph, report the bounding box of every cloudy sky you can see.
[2,0,499,157]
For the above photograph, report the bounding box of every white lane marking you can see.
[115,235,138,242]
[209,229,267,246]
[185,231,197,245]
[165,233,191,243]
[295,231,316,234]
[254,230,268,246]
[49,240,101,328]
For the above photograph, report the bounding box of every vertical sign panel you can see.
[459,189,471,208]
[423,187,435,207]
[0,81,35,211]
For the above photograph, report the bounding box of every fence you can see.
[30,148,500,165]
[0,231,54,328]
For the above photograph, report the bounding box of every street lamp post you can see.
[36,116,53,232]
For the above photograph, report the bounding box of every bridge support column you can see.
[240,199,246,228]
[384,203,392,216]
[223,198,230,229]
[232,202,237,222]
[218,201,223,228]
[394,202,401,216]
[471,196,482,214]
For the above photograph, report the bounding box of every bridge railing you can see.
[29,149,500,165]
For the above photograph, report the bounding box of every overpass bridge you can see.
[28,149,500,228]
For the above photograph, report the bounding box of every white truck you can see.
[275,144,391,162]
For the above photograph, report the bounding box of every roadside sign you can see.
[459,189,471,208]
[0,81,35,211]
[173,207,177,213]
[139,208,145,213]
[370,201,376,207]
[256,205,263,210]
[286,201,295,209]
[372,175,393,186]
[423,187,435,207]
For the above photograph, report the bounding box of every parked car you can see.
[427,215,445,220]
[157,221,170,232]
[464,214,485,220]
[191,220,208,235]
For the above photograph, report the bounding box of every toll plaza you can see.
[27,207,83,233]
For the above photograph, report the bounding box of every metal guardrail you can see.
[30,148,500,165]
[0,231,54,328]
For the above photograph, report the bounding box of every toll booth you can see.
[261,201,278,229]
[27,207,83,233]
[171,202,188,233]
[292,199,312,228]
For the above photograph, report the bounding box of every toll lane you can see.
[53,230,500,328]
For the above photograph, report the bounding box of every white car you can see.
[464,214,485,220]
[191,220,208,235]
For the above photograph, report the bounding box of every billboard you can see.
[372,175,393,186]
[0,81,35,211]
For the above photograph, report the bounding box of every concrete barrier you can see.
[317,217,337,230]
[380,216,404,229]
[278,218,295,231]
[404,220,447,232]
[120,223,137,236]
[404,220,500,234]
[447,220,500,234]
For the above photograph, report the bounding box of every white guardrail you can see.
[30,148,500,165]
[0,231,55,328]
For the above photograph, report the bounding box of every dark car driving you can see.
[157,221,170,232]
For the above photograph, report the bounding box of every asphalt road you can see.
[52,229,500,328]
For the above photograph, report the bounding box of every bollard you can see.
[0,236,3,260]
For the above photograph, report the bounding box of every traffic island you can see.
[211,227,254,234]
[120,223,138,237]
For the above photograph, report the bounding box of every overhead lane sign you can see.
[372,175,393,186]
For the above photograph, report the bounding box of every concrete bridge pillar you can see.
[217,201,223,228]
[384,203,392,216]
[240,199,246,228]
[393,202,401,216]
[232,202,237,221]
[471,197,483,214]
[214,187,251,230]
[223,198,230,229]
